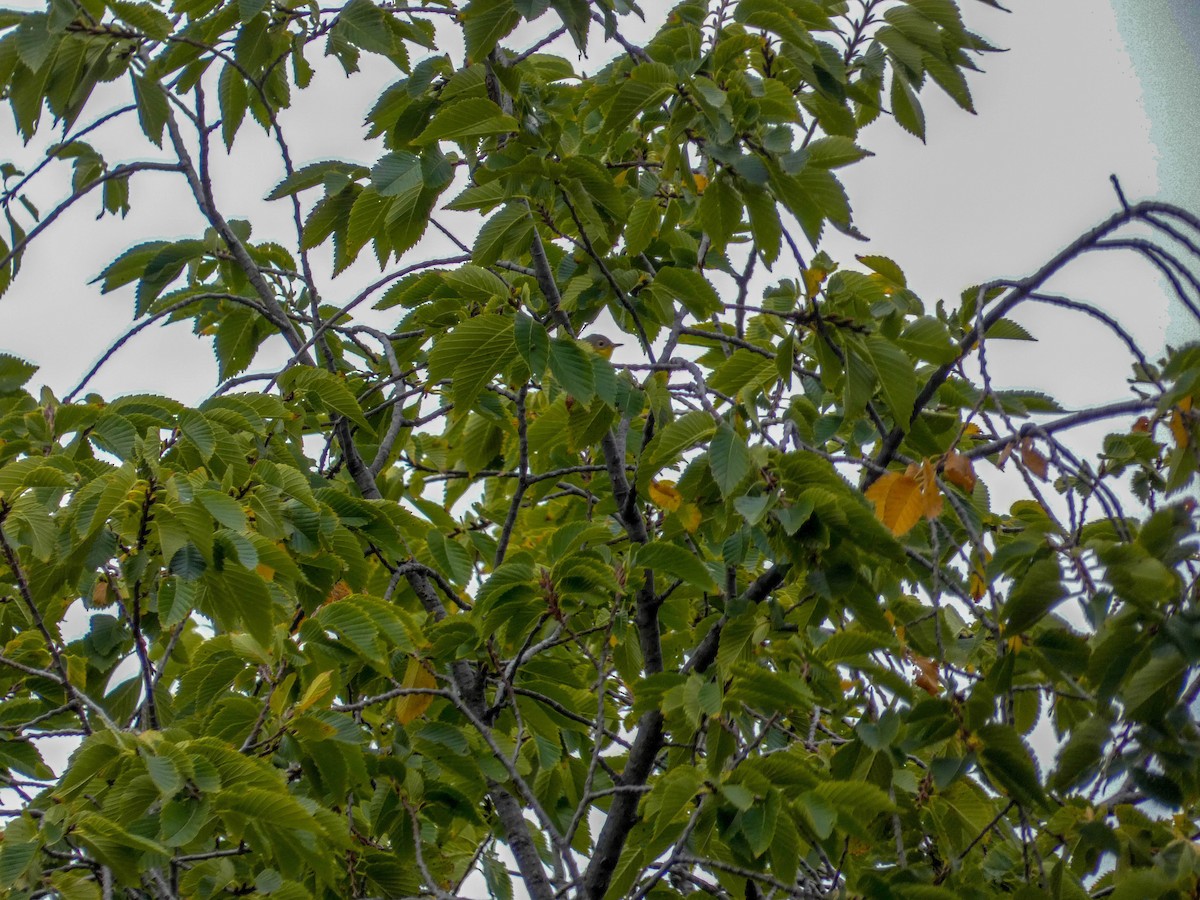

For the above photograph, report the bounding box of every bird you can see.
[581,333,622,360]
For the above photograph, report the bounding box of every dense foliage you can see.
[0,0,1199,898]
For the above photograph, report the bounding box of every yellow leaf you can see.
[692,172,708,193]
[962,422,982,438]
[648,479,683,511]
[969,548,990,600]
[867,272,896,296]
[802,266,829,298]
[865,471,925,536]
[91,579,111,608]
[970,570,987,600]
[1170,407,1190,450]
[919,459,943,520]
[297,671,333,713]
[394,659,437,725]
[678,502,703,533]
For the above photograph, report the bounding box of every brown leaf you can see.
[1019,438,1048,480]
[996,440,1014,470]
[912,655,942,696]
[943,450,977,494]
[865,471,925,536]
[1132,416,1152,434]
[323,580,351,607]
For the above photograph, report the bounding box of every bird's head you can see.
[581,333,622,360]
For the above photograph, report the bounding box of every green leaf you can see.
[744,185,782,266]
[549,337,594,403]
[648,764,704,829]
[891,70,925,141]
[473,202,532,266]
[638,410,717,490]
[218,63,248,150]
[94,241,169,293]
[652,266,723,318]
[91,413,137,459]
[427,316,517,411]
[280,367,374,434]
[414,97,518,145]
[985,317,1036,341]
[725,663,810,715]
[708,423,753,496]
[514,313,549,380]
[1051,717,1109,791]
[804,136,872,169]
[266,161,368,201]
[741,789,779,857]
[1123,649,1186,721]
[108,0,171,39]
[343,187,390,271]
[143,753,183,796]
[371,151,423,198]
[0,353,37,392]
[602,72,673,137]
[635,541,717,590]
[864,335,917,427]
[196,488,248,532]
[975,723,1045,808]
[0,836,38,886]
[624,197,661,257]
[178,408,216,460]
[335,0,398,55]
[461,0,520,62]
[132,74,169,147]
[214,306,266,380]
[897,315,958,364]
[1003,557,1065,634]
[696,173,742,251]
[710,349,775,396]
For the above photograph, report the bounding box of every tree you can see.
[0,0,1198,897]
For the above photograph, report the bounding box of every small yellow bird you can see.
[581,333,622,360]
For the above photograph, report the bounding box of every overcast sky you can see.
[1,0,1195,416]
[3,0,1197,834]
